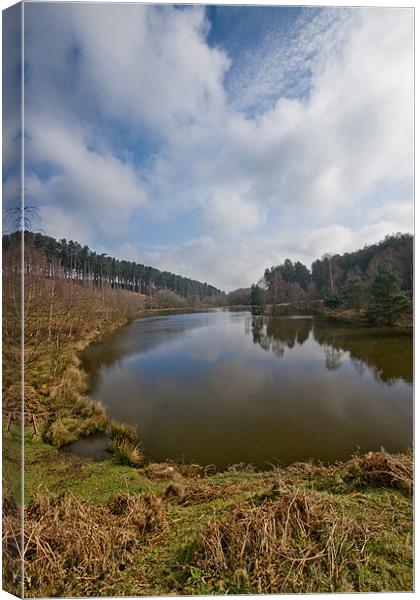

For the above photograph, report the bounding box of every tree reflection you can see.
[250,316,312,358]
[312,322,412,385]
[248,315,412,385]
[322,333,343,371]
[324,347,343,371]
[251,317,273,353]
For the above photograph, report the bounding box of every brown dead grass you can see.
[344,450,413,494]
[2,488,22,597]
[145,462,182,480]
[163,481,230,506]
[195,485,368,593]
[2,450,413,596]
[3,489,167,597]
[163,482,187,503]
[144,461,207,480]
[181,483,225,506]
[182,482,241,506]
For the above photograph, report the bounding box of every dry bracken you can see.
[195,486,368,593]
[3,489,167,598]
[344,449,413,494]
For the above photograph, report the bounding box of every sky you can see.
[3,3,414,291]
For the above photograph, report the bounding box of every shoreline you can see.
[71,305,412,466]
[4,429,413,596]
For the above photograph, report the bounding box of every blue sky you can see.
[3,3,414,290]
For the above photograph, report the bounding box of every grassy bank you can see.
[265,301,413,327]
[3,240,150,457]
[3,429,413,596]
[321,306,413,328]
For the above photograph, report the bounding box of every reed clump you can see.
[49,365,89,406]
[108,438,144,467]
[43,416,82,447]
[4,489,167,597]
[37,361,109,447]
[43,398,108,448]
[107,421,146,466]
[110,421,138,443]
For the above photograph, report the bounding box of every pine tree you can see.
[323,293,341,308]
[367,264,407,325]
[250,284,266,315]
[342,278,363,310]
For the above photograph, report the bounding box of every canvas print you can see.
[2,1,413,597]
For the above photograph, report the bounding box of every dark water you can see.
[62,434,111,462]
[81,310,413,469]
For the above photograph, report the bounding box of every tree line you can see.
[3,231,223,301]
[241,233,413,325]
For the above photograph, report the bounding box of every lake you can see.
[81,309,413,469]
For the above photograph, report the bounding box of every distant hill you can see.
[3,231,224,300]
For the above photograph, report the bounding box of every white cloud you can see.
[25,4,228,133]
[2,2,21,172]
[144,7,413,228]
[368,201,413,231]
[130,221,413,292]
[227,7,356,114]
[24,3,230,241]
[25,118,147,237]
[204,191,263,234]
[37,205,94,246]
[23,5,413,289]
[74,5,229,132]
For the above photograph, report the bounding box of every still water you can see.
[81,310,413,469]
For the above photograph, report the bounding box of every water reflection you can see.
[250,316,311,357]
[81,310,413,468]
[81,312,215,386]
[248,315,412,385]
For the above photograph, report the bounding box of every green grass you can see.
[3,430,413,595]
[105,483,412,595]
[4,429,157,504]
